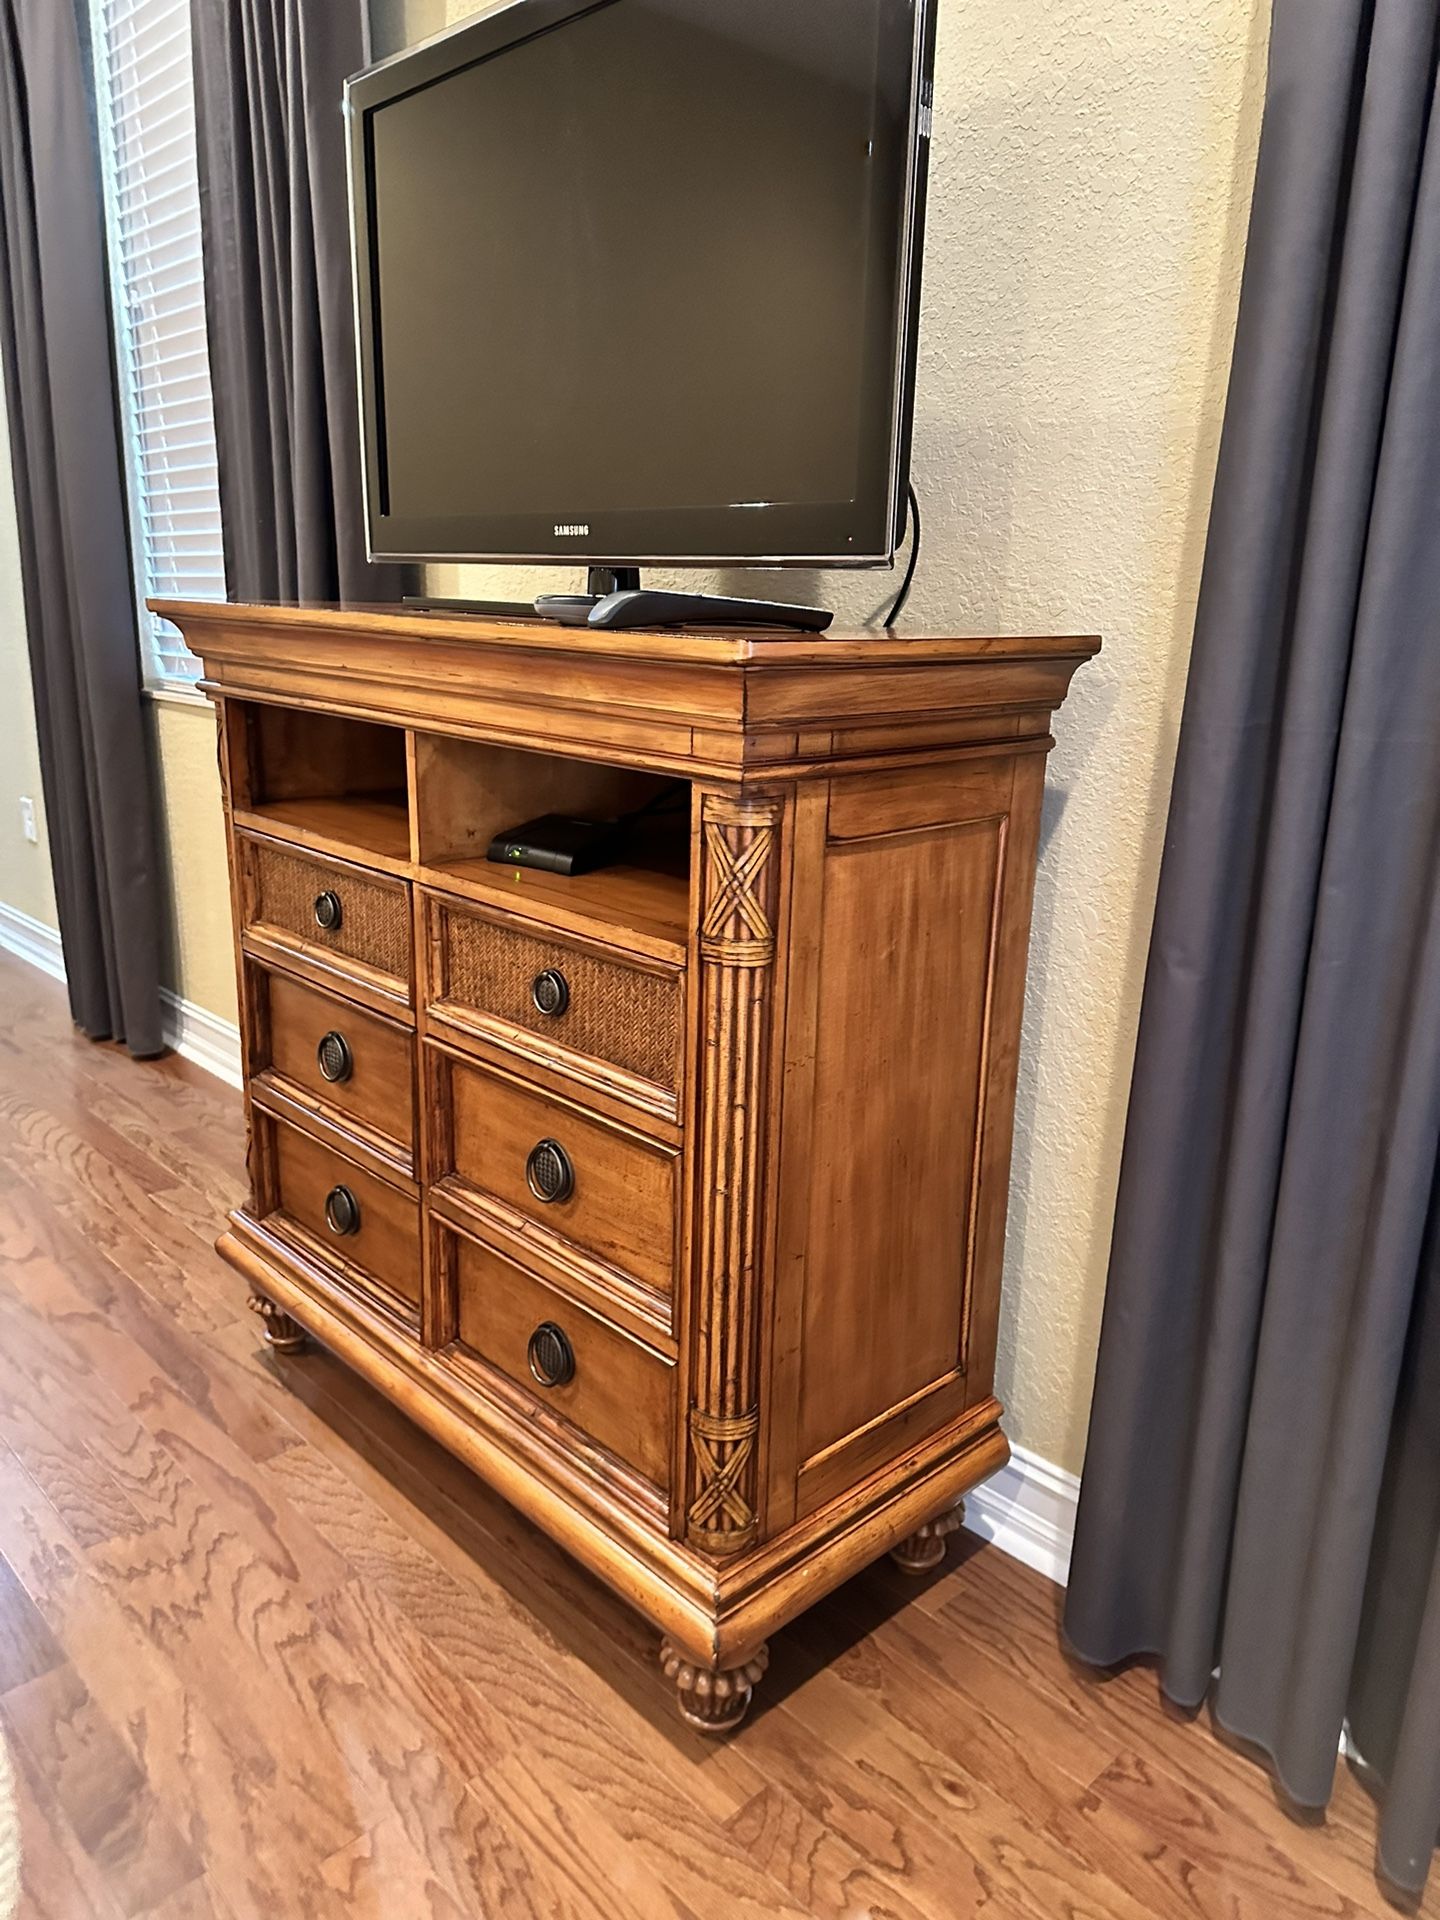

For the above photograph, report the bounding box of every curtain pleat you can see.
[0,0,165,1057]
[1064,0,1440,1899]
[190,0,401,605]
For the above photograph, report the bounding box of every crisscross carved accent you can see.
[687,1409,760,1549]
[701,825,774,952]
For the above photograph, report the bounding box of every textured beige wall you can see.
[372,0,1269,1471]
[0,373,58,932]
[147,698,238,1025]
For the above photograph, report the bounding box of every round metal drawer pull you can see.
[316,1030,353,1084]
[313,890,343,932]
[531,968,570,1018]
[324,1185,361,1237]
[528,1321,575,1390]
[526,1138,575,1205]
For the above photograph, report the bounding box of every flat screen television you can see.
[346,0,937,603]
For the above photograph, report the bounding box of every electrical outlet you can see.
[18,797,37,844]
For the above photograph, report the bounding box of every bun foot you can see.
[248,1293,308,1354]
[890,1502,965,1575]
[659,1639,768,1734]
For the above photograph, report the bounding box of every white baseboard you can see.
[0,901,242,1090]
[0,896,1080,1585]
[964,1442,1079,1587]
[0,901,65,983]
[159,988,243,1089]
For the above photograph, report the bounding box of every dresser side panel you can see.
[778,756,1035,1517]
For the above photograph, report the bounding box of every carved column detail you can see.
[687,792,784,1556]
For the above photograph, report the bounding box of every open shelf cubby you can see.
[233,704,411,866]
[231,706,695,951]
[412,736,693,953]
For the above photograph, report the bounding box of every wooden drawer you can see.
[257,969,415,1159]
[453,1233,672,1489]
[267,1122,420,1312]
[437,1052,678,1296]
[425,893,683,1113]
[241,833,412,1007]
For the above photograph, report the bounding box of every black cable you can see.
[883,483,922,628]
[623,781,689,825]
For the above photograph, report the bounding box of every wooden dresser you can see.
[156,600,1096,1730]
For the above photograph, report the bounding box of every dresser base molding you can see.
[220,1218,1010,1671]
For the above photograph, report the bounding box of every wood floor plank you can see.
[313,1573,742,1918]
[315,1578,512,1776]
[0,1169,295,1470]
[1053,1749,1372,1920]
[481,1746,741,1920]
[480,1724,812,1920]
[78,1479,595,1919]
[228,1558,639,1920]
[319,1819,472,1920]
[265,1429,759,1795]
[774,1517,1397,1920]
[214,1331,767,1821]
[4,1705,129,1920]
[0,1546,65,1693]
[0,976,240,1179]
[83,1499,388,1840]
[0,1100,239,1336]
[350,1745,636,1920]
[818,1567,1120,1828]
[0,1274,154,1548]
[724,1781,967,1920]
[0,1213,310,1565]
[0,1054,220,1243]
[43,1060,247,1223]
[134,1877,240,1920]
[3,1660,202,1915]
[726,1639,1161,1920]
[0,1074,224,1273]
[934,1570,1407,1916]
[117,1369,350,1602]
[0,1442,369,1913]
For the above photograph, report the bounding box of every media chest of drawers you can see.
[156,600,1097,1731]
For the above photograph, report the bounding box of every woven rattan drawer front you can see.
[429,896,683,1105]
[243,834,412,998]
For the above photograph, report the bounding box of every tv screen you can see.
[347,0,935,569]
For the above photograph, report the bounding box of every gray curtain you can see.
[1064,0,1440,1901]
[189,0,402,603]
[0,0,165,1057]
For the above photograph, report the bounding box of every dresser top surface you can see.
[151,598,1101,671]
[157,598,1099,777]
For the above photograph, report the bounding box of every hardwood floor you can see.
[0,947,1424,1920]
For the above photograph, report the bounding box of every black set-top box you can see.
[486,814,625,878]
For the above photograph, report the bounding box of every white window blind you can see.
[90,0,225,689]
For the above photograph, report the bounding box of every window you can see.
[90,0,225,690]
